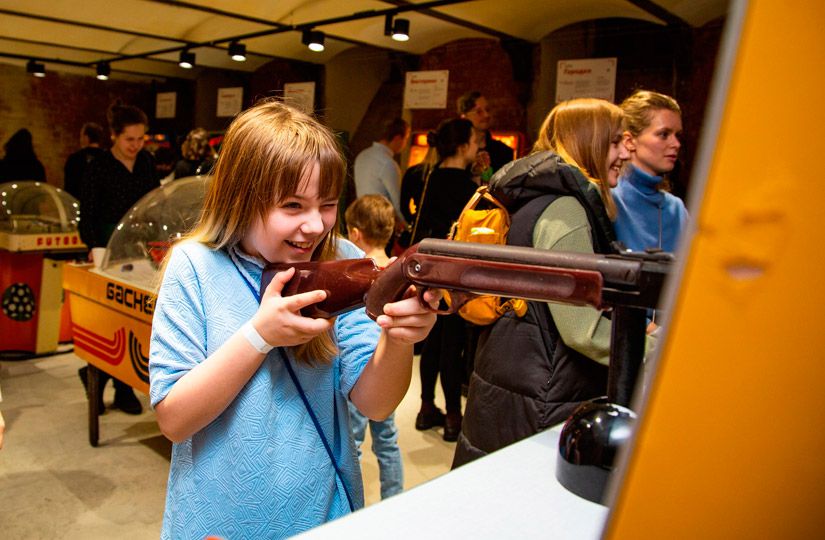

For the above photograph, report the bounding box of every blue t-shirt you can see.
[612,163,689,253]
[353,142,403,216]
[149,238,380,539]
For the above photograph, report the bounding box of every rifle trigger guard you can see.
[417,287,454,315]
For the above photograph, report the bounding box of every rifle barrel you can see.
[417,238,643,287]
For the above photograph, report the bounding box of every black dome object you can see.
[556,397,637,504]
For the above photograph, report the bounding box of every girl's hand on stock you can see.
[255,267,333,347]
[375,287,440,345]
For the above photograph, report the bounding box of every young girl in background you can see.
[411,118,479,442]
[149,101,438,539]
[344,194,405,500]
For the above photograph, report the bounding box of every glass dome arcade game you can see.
[62,176,209,444]
[0,181,86,355]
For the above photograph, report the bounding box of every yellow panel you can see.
[605,1,825,538]
[63,263,153,394]
[34,258,63,354]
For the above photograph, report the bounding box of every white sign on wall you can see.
[217,87,244,117]
[556,58,617,103]
[403,70,449,109]
[284,82,316,114]
[156,92,176,119]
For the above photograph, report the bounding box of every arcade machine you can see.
[62,176,210,445]
[0,181,85,356]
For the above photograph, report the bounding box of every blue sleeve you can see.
[149,245,208,407]
[336,237,365,259]
[333,237,379,396]
[335,309,381,397]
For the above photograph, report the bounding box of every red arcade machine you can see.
[0,181,85,355]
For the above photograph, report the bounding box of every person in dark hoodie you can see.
[0,128,46,182]
[453,98,643,467]
[63,122,105,198]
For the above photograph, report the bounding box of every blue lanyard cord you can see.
[233,254,355,512]
[282,358,355,512]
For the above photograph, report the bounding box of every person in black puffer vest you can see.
[453,98,634,467]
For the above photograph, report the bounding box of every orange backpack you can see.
[446,185,527,325]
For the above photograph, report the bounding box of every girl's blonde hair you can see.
[189,99,346,364]
[532,98,624,219]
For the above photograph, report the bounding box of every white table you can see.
[299,426,608,539]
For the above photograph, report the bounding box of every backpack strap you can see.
[508,194,558,248]
[449,185,509,240]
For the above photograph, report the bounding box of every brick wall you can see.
[0,64,154,189]
[412,38,526,138]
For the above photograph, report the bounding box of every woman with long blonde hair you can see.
[454,98,632,467]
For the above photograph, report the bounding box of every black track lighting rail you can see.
[4,0,480,72]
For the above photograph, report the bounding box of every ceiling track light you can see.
[302,29,325,52]
[26,59,46,78]
[179,49,195,69]
[384,15,410,42]
[228,41,247,62]
[96,61,111,80]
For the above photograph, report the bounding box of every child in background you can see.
[149,101,438,540]
[344,194,404,499]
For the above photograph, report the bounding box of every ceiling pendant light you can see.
[384,15,410,42]
[228,41,247,62]
[96,62,111,80]
[26,59,46,78]
[392,19,410,42]
[179,49,195,69]
[302,29,325,52]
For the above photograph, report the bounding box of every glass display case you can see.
[100,176,211,288]
[0,181,82,252]
[0,180,80,234]
[1,181,84,354]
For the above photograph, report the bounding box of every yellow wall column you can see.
[605,1,825,537]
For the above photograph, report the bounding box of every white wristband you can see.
[241,321,274,354]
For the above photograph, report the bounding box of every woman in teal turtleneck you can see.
[613,90,688,253]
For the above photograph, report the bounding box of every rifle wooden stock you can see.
[261,238,674,320]
[261,258,381,318]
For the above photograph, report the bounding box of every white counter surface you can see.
[298,426,608,539]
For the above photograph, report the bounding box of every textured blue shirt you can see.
[149,239,379,539]
[613,164,689,253]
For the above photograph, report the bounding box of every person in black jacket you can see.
[412,118,479,442]
[79,103,157,250]
[457,91,515,175]
[453,98,639,467]
[63,122,105,198]
[0,128,46,182]
[78,102,157,415]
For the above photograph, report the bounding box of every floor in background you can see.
[0,351,457,538]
